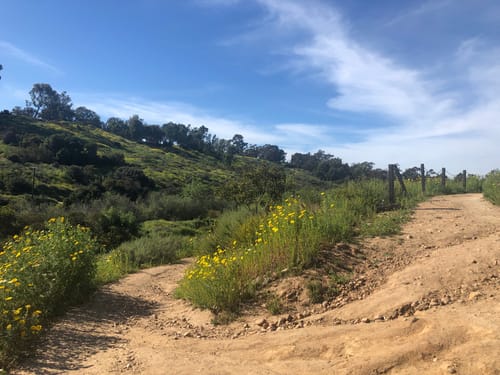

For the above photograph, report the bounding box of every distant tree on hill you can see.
[74,106,101,127]
[246,144,286,163]
[0,64,3,80]
[290,150,350,182]
[402,166,420,180]
[230,134,247,155]
[27,83,74,121]
[126,115,145,141]
[105,117,128,137]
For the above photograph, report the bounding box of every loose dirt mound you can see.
[13,194,500,375]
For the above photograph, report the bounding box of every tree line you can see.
[5,82,393,182]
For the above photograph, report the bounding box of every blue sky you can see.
[1,0,499,174]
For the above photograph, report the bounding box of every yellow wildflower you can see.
[30,325,42,332]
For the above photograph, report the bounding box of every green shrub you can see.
[483,170,500,205]
[116,233,185,268]
[177,195,329,313]
[0,218,99,366]
[306,280,326,304]
[95,248,137,285]
[143,192,214,221]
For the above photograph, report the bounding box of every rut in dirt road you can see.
[13,194,500,375]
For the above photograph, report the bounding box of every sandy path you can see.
[13,194,500,375]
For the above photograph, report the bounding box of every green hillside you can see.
[0,112,325,242]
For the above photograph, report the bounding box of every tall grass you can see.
[483,170,500,205]
[176,182,394,314]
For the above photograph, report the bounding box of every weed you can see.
[266,294,284,315]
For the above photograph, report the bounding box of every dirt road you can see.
[13,194,500,374]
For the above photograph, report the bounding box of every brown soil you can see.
[12,194,500,375]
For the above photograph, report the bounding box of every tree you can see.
[11,106,36,118]
[126,115,145,141]
[105,117,128,137]
[402,167,420,180]
[74,106,101,127]
[248,144,286,163]
[230,134,247,155]
[350,162,375,179]
[162,122,190,147]
[225,162,286,211]
[0,64,3,80]
[27,83,74,121]
[142,124,164,145]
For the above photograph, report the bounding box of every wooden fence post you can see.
[394,166,408,195]
[463,170,467,192]
[388,164,395,205]
[441,168,446,191]
[420,163,426,193]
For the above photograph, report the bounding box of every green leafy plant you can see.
[0,218,100,366]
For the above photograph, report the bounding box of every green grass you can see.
[360,210,412,237]
[176,184,395,314]
[483,170,500,205]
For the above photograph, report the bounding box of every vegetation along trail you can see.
[13,194,500,375]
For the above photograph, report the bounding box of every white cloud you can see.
[241,0,500,174]
[385,0,452,26]
[74,94,280,145]
[0,40,61,74]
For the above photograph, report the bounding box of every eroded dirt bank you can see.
[13,194,500,375]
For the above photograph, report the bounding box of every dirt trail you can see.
[13,194,500,375]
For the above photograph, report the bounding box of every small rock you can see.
[255,318,267,327]
[472,259,477,264]
[468,291,482,300]
[429,299,439,307]
[448,367,457,374]
[243,323,250,329]
[361,318,370,323]
[278,317,288,326]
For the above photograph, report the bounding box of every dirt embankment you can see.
[13,194,500,375]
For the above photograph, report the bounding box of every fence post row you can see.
[389,164,468,201]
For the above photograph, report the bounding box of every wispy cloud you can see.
[75,93,281,145]
[224,0,500,173]
[0,40,61,74]
[385,0,452,26]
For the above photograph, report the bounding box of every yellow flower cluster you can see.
[185,196,317,283]
[0,217,97,349]
[186,246,248,281]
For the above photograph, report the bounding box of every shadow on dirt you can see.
[315,242,365,273]
[16,289,158,374]
[415,207,461,211]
